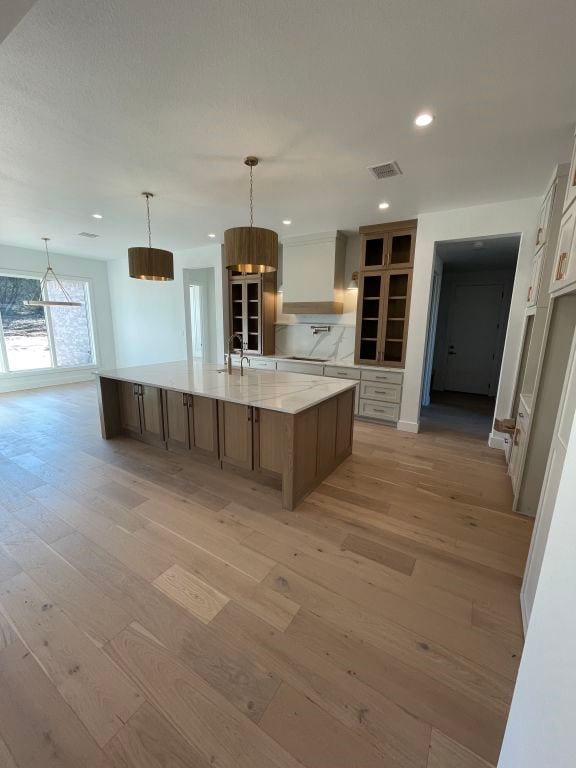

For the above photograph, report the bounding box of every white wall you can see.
[497,393,576,767]
[398,197,541,433]
[107,244,224,368]
[0,243,115,392]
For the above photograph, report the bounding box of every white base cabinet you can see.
[247,356,403,424]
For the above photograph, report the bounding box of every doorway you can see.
[421,235,520,437]
[184,267,217,363]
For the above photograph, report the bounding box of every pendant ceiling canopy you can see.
[224,157,278,274]
[128,192,174,281]
[24,238,82,307]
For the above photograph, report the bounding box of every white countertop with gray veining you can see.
[96,360,356,415]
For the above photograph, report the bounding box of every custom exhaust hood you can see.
[281,231,347,314]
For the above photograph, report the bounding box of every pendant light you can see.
[128,192,174,281]
[224,156,278,274]
[23,238,81,307]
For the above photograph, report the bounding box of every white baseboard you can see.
[397,419,419,433]
[488,431,507,450]
[0,370,95,394]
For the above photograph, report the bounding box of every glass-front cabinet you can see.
[228,272,276,356]
[360,225,416,271]
[356,269,412,367]
[355,220,416,368]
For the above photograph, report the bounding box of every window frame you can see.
[0,267,99,378]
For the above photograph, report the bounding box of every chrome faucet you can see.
[240,355,249,376]
[226,334,243,374]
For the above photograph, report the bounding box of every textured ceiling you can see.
[438,235,521,271]
[1,0,575,260]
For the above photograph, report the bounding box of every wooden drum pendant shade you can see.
[224,226,278,274]
[128,247,174,281]
[128,192,174,281]
[225,156,278,273]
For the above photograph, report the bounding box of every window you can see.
[0,274,95,373]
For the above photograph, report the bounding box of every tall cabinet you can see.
[355,220,416,367]
[227,270,276,356]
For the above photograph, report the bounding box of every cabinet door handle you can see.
[536,226,543,245]
[556,252,568,281]
[132,383,138,396]
[513,427,520,446]
[527,286,532,302]
[254,408,259,423]
[182,393,188,407]
[248,408,252,422]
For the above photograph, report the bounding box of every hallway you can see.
[0,383,532,768]
[421,391,496,440]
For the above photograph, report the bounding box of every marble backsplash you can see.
[275,323,355,363]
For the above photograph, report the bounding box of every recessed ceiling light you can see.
[282,219,292,226]
[378,202,390,210]
[208,233,216,238]
[92,213,103,219]
[414,112,434,127]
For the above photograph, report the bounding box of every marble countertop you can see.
[96,360,356,415]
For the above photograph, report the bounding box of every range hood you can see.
[281,231,347,314]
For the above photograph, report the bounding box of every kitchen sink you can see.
[285,356,327,362]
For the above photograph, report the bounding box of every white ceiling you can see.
[437,235,520,271]
[1,0,575,261]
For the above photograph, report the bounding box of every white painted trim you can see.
[520,589,529,637]
[397,419,419,433]
[489,431,507,450]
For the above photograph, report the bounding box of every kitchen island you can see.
[96,361,355,510]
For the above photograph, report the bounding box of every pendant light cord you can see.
[145,193,153,248]
[44,238,52,269]
[249,164,254,228]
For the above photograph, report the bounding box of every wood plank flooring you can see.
[0,382,532,767]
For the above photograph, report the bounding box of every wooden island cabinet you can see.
[97,361,355,510]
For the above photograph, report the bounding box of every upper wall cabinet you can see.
[360,221,416,271]
[564,128,576,213]
[228,272,276,355]
[549,131,576,297]
[535,181,555,252]
[550,204,576,294]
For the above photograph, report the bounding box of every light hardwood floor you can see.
[0,382,532,768]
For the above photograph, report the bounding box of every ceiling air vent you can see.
[77,232,99,238]
[368,160,403,180]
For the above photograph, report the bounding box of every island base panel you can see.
[97,376,354,510]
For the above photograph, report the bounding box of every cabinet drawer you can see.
[360,381,401,403]
[324,365,361,380]
[277,361,323,376]
[360,369,403,384]
[250,358,277,370]
[550,205,576,294]
[358,399,399,421]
